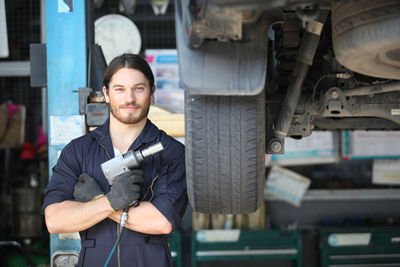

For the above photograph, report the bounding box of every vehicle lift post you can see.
[46,0,88,265]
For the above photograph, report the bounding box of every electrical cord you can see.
[309,73,352,122]
[311,73,352,103]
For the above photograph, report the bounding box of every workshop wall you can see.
[94,0,176,50]
[0,0,42,144]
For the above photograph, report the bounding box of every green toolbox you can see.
[320,226,400,267]
[169,231,183,267]
[191,229,302,267]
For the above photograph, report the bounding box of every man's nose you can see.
[126,89,136,102]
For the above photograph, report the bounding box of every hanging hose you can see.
[101,143,164,266]
[103,209,129,267]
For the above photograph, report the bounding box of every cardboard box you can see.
[148,105,184,137]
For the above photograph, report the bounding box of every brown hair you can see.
[102,54,155,93]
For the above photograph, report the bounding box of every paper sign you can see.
[373,159,400,185]
[58,0,73,13]
[343,131,400,158]
[50,115,85,145]
[267,131,337,166]
[328,233,371,247]
[266,165,311,207]
[196,230,240,243]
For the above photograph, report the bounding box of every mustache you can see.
[119,102,142,108]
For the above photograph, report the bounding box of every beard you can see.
[109,99,151,125]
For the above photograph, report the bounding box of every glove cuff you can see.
[105,195,116,212]
[92,193,105,200]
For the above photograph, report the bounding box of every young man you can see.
[42,54,188,266]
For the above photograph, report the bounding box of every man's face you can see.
[103,68,154,125]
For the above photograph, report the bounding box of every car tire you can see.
[332,0,400,79]
[185,91,266,214]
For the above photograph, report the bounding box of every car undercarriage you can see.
[175,0,400,213]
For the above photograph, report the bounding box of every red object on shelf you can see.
[20,141,36,160]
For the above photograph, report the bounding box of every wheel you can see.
[185,91,266,214]
[332,0,400,79]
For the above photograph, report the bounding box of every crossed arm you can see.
[44,197,172,235]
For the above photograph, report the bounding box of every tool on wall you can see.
[78,44,109,127]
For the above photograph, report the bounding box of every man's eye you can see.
[115,88,124,91]
[136,87,144,91]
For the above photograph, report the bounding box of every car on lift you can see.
[174,0,400,214]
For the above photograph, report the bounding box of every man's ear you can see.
[151,86,156,104]
[102,86,109,103]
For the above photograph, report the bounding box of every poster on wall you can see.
[342,130,400,159]
[372,159,400,185]
[266,131,338,166]
[145,49,184,113]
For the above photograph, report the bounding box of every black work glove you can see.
[105,169,144,211]
[74,174,104,202]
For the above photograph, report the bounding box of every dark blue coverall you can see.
[42,119,188,267]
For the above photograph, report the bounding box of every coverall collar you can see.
[92,118,159,156]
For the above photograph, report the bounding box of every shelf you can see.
[0,61,30,77]
[264,189,400,202]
